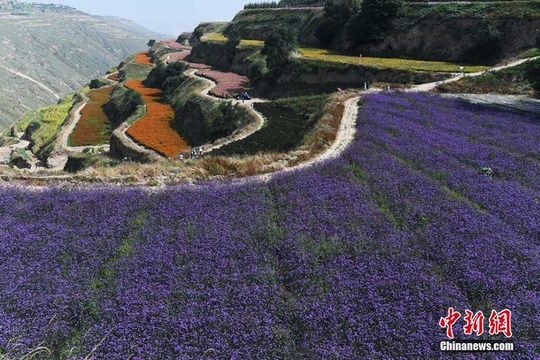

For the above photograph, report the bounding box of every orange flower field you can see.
[125,79,189,157]
[107,73,120,81]
[70,87,113,146]
[134,51,154,66]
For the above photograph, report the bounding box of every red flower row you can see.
[125,79,189,157]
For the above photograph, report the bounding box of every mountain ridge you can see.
[0,0,165,130]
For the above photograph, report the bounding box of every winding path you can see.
[2,48,538,182]
[409,56,540,92]
[184,68,266,153]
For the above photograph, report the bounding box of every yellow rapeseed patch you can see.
[202,33,264,47]
[201,34,488,73]
[298,48,490,73]
[240,39,264,47]
[201,33,228,42]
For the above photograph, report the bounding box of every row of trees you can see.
[244,0,325,8]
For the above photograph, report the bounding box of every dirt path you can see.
[0,133,37,170]
[0,64,60,99]
[251,94,361,183]
[409,56,540,92]
[44,92,91,171]
[184,68,266,153]
[3,49,538,184]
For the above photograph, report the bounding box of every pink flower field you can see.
[166,51,211,70]
[160,39,189,49]
[188,62,211,70]
[166,51,189,63]
[195,70,249,98]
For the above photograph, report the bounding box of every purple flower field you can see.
[1,92,539,359]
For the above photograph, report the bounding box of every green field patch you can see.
[212,94,328,156]
[14,94,75,158]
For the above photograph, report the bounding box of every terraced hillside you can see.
[0,0,163,130]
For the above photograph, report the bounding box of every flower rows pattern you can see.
[70,87,113,146]
[1,92,538,358]
[195,70,249,98]
[125,79,189,157]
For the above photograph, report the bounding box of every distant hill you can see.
[0,0,164,130]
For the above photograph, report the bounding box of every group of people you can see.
[178,146,204,161]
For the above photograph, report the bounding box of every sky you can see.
[19,0,250,36]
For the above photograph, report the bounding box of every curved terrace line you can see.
[1,48,538,184]
[183,68,266,153]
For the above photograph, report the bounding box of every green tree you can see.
[345,0,403,47]
[315,0,359,46]
[144,61,188,88]
[89,78,105,89]
[261,27,298,78]
[211,101,248,137]
[225,29,242,64]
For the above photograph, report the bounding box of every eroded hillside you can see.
[0,0,163,130]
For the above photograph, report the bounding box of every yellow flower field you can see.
[201,33,228,42]
[200,33,490,73]
[298,48,490,73]
[201,33,264,47]
[240,39,264,47]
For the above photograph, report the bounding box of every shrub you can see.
[144,61,188,88]
[210,101,250,138]
[249,58,267,84]
[89,78,107,89]
[345,0,403,46]
[103,87,143,127]
[65,152,102,172]
[315,0,359,46]
[261,26,298,78]
[462,19,503,64]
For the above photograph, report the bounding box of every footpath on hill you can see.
[185,68,266,153]
[0,44,538,184]
[48,73,118,171]
[409,56,540,115]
